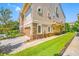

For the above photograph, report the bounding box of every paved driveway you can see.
[0,34,63,54]
[63,33,79,56]
[0,36,29,54]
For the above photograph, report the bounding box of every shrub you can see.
[0,30,22,40]
[54,53,61,56]
[6,30,22,38]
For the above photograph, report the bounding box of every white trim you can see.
[37,24,42,34]
[37,7,43,16]
[47,26,52,33]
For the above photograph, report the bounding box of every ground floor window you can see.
[37,25,42,34]
[48,26,51,32]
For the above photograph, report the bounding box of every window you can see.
[48,26,51,32]
[37,7,43,16]
[56,7,59,18]
[56,13,59,18]
[48,13,51,19]
[37,25,42,33]
[38,8,41,12]
[52,13,55,19]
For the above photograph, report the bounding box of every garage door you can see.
[24,27,30,37]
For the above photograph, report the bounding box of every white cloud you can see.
[7,3,21,13]
[15,6,21,12]
[7,3,15,7]
[7,3,21,12]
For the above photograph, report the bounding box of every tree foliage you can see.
[65,23,71,32]
[0,8,12,25]
[0,8,12,33]
[72,21,79,32]
[0,8,19,34]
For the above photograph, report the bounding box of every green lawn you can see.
[11,32,75,56]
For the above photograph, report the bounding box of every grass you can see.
[10,32,75,56]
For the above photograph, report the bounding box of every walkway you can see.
[63,33,79,56]
[9,35,63,54]
[0,36,30,54]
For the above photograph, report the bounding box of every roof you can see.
[59,4,66,18]
[21,3,32,15]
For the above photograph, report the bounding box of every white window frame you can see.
[37,24,42,34]
[48,12,51,19]
[37,7,43,16]
[48,26,51,33]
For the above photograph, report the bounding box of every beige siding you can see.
[31,3,54,25]
[20,3,65,40]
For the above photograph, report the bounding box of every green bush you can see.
[0,30,22,40]
[6,30,22,38]
[54,53,61,56]
[0,53,4,56]
[0,28,10,34]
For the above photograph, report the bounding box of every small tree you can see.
[65,23,71,32]
[0,8,12,33]
[73,21,79,32]
[8,20,19,30]
[0,8,12,25]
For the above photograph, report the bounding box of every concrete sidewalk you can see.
[10,34,63,54]
[63,36,79,56]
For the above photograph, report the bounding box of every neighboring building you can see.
[70,22,74,29]
[77,14,79,22]
[19,3,65,40]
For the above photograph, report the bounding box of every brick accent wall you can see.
[30,23,64,40]
[32,23,37,35]
[31,33,54,40]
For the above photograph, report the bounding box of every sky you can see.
[0,3,23,21]
[0,3,79,22]
[61,3,79,22]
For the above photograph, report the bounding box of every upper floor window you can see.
[48,13,51,19]
[56,13,59,18]
[56,7,59,18]
[52,12,55,19]
[37,7,43,16]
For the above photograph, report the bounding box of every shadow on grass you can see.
[54,53,61,56]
